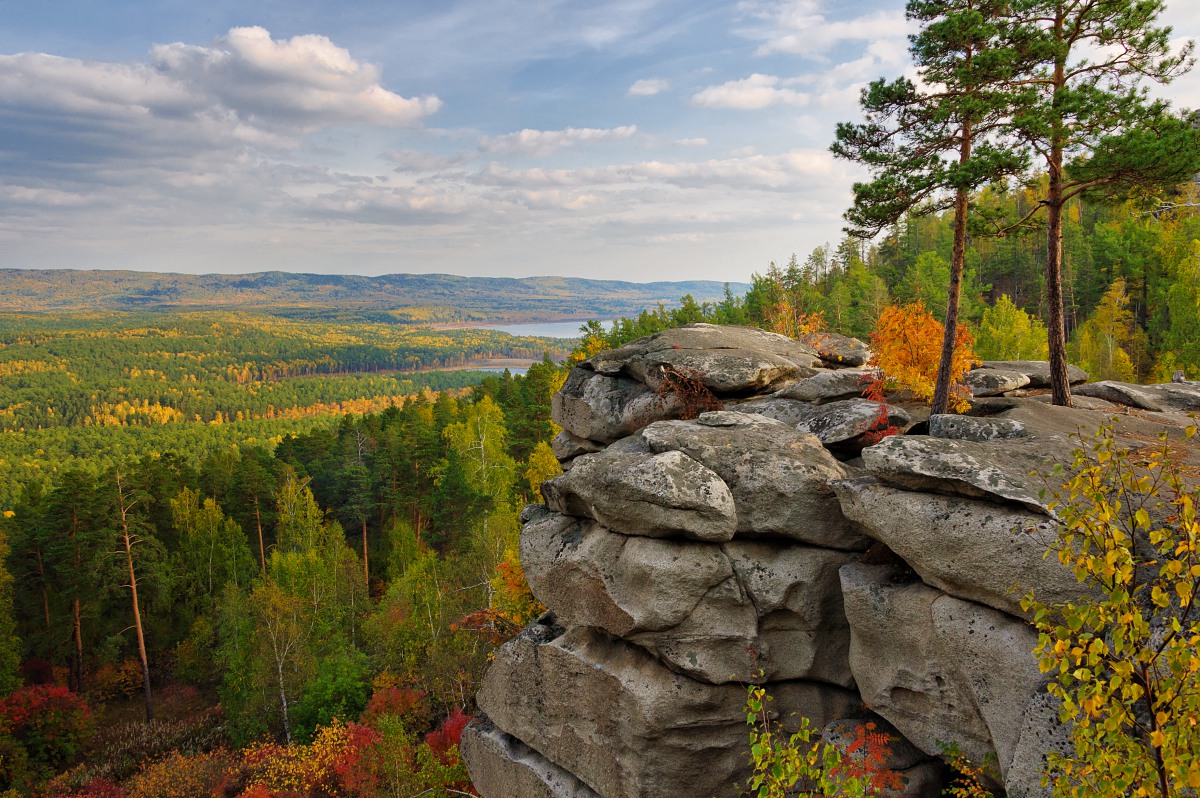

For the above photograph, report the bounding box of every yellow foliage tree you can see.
[867,302,975,413]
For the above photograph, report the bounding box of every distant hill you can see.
[0,269,750,321]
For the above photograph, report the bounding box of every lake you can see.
[482,319,617,338]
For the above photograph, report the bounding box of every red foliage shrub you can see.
[425,707,471,764]
[332,722,385,797]
[0,685,93,773]
[359,686,431,728]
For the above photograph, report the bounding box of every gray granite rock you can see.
[462,717,603,798]
[519,508,856,685]
[775,368,874,403]
[929,414,1028,441]
[978,361,1088,387]
[588,323,823,395]
[477,621,859,798]
[641,412,868,549]
[542,449,737,542]
[860,434,1066,514]
[965,368,1031,397]
[1074,380,1200,412]
[801,331,872,367]
[552,367,683,444]
[832,477,1092,618]
[839,564,997,770]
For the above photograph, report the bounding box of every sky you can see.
[1,1,1198,283]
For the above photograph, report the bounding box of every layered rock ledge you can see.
[463,324,1200,798]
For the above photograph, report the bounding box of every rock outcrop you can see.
[462,323,1200,798]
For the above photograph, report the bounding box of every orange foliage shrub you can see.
[89,660,143,703]
[124,749,232,798]
[767,301,827,341]
[826,722,905,794]
[456,547,545,646]
[865,302,974,412]
[359,686,432,729]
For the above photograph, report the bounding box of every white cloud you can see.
[628,78,671,96]
[691,74,808,110]
[736,0,912,59]
[149,27,442,129]
[677,137,709,147]
[0,26,441,175]
[480,125,638,156]
[471,149,836,192]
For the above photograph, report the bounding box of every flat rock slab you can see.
[832,477,1093,618]
[929,414,1027,441]
[736,398,911,448]
[587,323,822,395]
[641,412,869,549]
[978,361,1088,387]
[553,367,683,444]
[965,368,1031,397]
[520,507,856,685]
[478,620,860,798]
[860,434,1066,514]
[462,717,603,798]
[542,449,737,542]
[1074,380,1200,412]
[774,369,874,403]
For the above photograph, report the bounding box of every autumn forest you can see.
[0,174,1199,797]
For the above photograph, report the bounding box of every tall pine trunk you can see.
[932,112,973,415]
[114,471,153,722]
[1045,41,1072,407]
[254,498,266,574]
[362,519,370,586]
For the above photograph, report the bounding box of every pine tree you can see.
[833,0,1027,414]
[1008,0,1200,404]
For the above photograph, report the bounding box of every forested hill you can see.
[0,269,749,320]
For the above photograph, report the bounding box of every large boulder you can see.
[640,412,869,549]
[552,429,605,464]
[587,324,823,395]
[636,539,855,685]
[976,361,1088,387]
[519,509,738,639]
[840,564,996,769]
[831,477,1092,618]
[542,449,737,542]
[860,435,1066,514]
[477,619,860,798]
[519,507,856,685]
[552,368,682,444]
[462,717,603,798]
